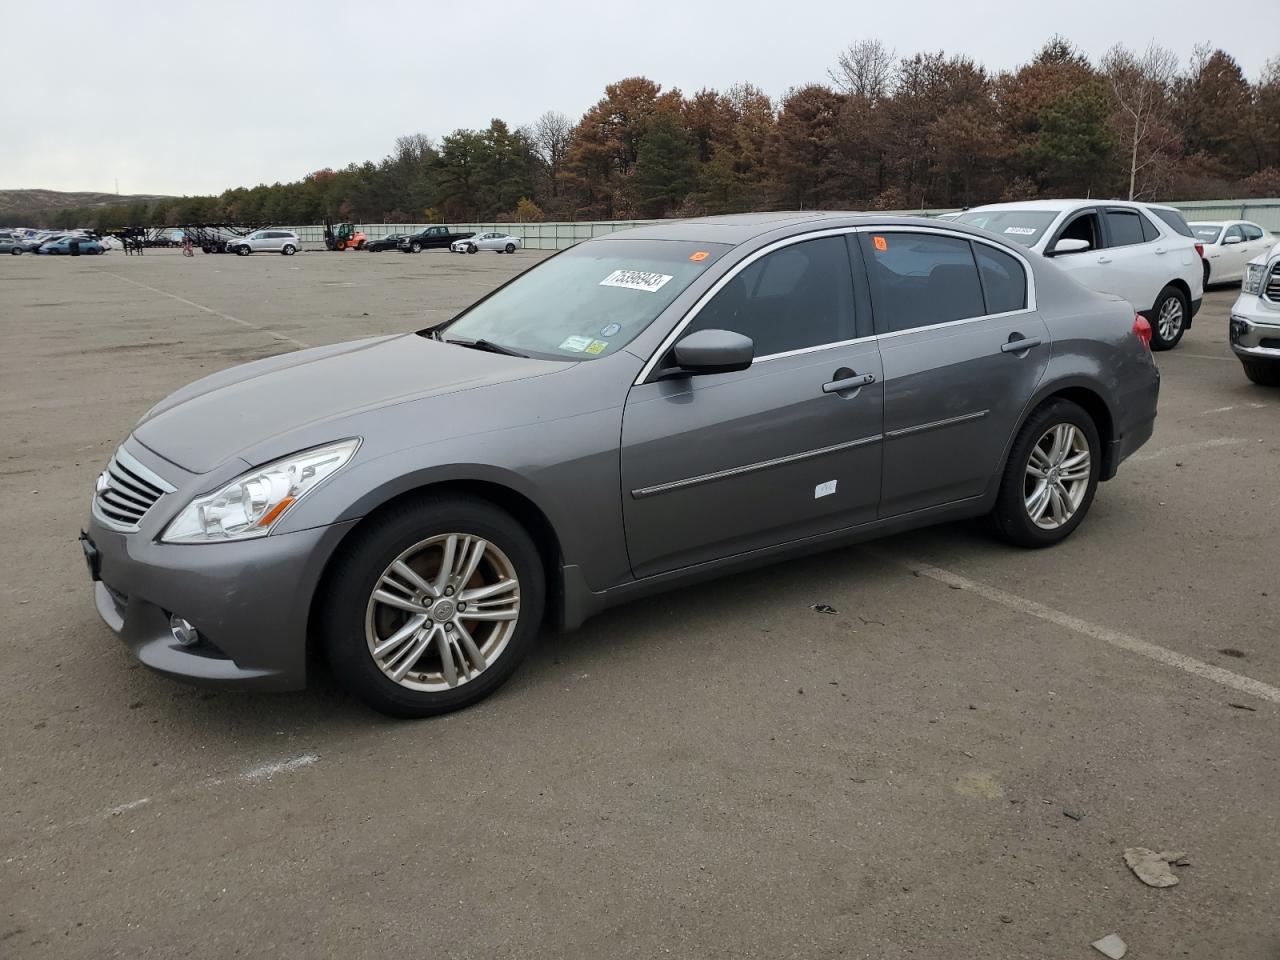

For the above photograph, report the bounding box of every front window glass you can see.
[439,239,729,360]
[954,210,1059,247]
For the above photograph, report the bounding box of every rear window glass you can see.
[1242,224,1265,241]
[1190,225,1222,243]
[1151,207,1194,238]
[974,245,1027,314]
[1105,210,1146,247]
[954,210,1058,247]
[440,239,730,360]
[860,232,985,333]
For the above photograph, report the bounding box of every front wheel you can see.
[320,496,545,718]
[282,244,296,256]
[467,243,477,254]
[1241,358,1280,387]
[410,242,421,253]
[1149,285,1188,351]
[235,245,250,256]
[988,399,1101,548]
[504,243,516,254]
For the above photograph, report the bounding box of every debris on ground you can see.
[1063,809,1084,821]
[1091,933,1128,958]
[1123,847,1186,887]
[1228,702,1257,712]
[810,603,837,614]
[1218,648,1247,658]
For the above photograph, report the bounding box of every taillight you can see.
[1195,243,1204,259]
[1133,314,1152,349]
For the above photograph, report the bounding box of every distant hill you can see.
[0,188,174,214]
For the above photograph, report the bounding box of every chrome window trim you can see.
[884,409,990,439]
[635,224,1037,384]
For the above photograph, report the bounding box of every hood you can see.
[133,333,566,473]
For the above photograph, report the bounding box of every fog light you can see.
[169,615,200,647]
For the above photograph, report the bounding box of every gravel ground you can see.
[1,247,1277,959]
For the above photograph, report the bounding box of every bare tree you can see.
[532,110,573,196]
[393,133,435,166]
[1102,42,1180,199]
[829,39,897,104]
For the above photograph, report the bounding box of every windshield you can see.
[438,239,730,360]
[1190,224,1222,243]
[955,210,1059,247]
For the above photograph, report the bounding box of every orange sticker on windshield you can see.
[689,251,709,261]
[872,235,888,251]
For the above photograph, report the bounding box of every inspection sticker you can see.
[599,322,622,337]
[584,339,609,355]
[1004,226,1037,235]
[600,269,672,293]
[558,335,593,353]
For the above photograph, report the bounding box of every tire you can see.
[235,245,250,256]
[1149,285,1188,351]
[988,399,1101,548]
[1241,358,1280,387]
[1202,260,1211,289]
[320,495,545,718]
[505,243,516,254]
[282,244,296,256]
[10,248,21,255]
[467,243,477,254]
[410,242,421,253]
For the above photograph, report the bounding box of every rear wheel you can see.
[320,495,545,718]
[1241,358,1280,387]
[11,247,22,255]
[282,244,296,256]
[1149,285,1188,351]
[989,399,1100,548]
[1202,260,1211,288]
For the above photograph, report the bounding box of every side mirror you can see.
[1223,234,1242,245]
[1049,237,1091,256]
[665,329,754,377]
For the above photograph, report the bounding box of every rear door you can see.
[1099,207,1162,310]
[620,233,883,578]
[860,229,1050,517]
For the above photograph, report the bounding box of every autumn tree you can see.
[772,84,846,208]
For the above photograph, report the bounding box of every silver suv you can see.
[229,230,301,256]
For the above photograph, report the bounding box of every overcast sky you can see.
[3,0,1273,197]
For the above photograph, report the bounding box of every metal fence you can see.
[282,199,1280,251]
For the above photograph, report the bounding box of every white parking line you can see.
[1177,353,1235,362]
[1201,403,1268,415]
[102,271,311,349]
[899,558,1280,705]
[1129,437,1247,462]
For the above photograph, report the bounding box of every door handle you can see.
[1154,247,1167,255]
[1097,256,1112,264]
[822,373,876,394]
[1001,335,1042,354]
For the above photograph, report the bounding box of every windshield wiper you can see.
[443,336,528,358]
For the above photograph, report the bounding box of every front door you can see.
[621,234,883,579]
[859,229,1051,517]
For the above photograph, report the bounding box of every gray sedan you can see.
[81,213,1160,717]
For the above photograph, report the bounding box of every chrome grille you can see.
[1265,263,1280,303]
[92,446,175,532]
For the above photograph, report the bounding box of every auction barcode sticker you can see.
[600,269,673,293]
[1004,226,1037,235]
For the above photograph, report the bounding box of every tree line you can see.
[19,36,1280,231]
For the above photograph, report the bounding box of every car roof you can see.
[598,211,1004,246]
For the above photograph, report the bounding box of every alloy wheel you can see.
[365,533,521,692]
[1157,296,1184,342]
[1023,423,1091,529]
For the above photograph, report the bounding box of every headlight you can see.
[1243,262,1267,296]
[161,439,359,543]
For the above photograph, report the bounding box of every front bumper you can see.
[1229,293,1280,361]
[82,511,358,691]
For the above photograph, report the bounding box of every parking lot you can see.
[1,248,1277,958]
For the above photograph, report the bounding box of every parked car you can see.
[1189,220,1272,286]
[364,233,407,253]
[399,226,475,253]
[18,232,62,252]
[1229,240,1280,386]
[227,230,301,256]
[38,236,105,255]
[451,232,522,254]
[80,213,1159,717]
[0,234,24,255]
[955,200,1203,350]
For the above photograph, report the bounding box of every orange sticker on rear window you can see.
[872,235,888,251]
[689,251,709,261]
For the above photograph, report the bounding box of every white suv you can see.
[228,230,301,256]
[956,200,1203,350]
[1229,240,1280,386]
